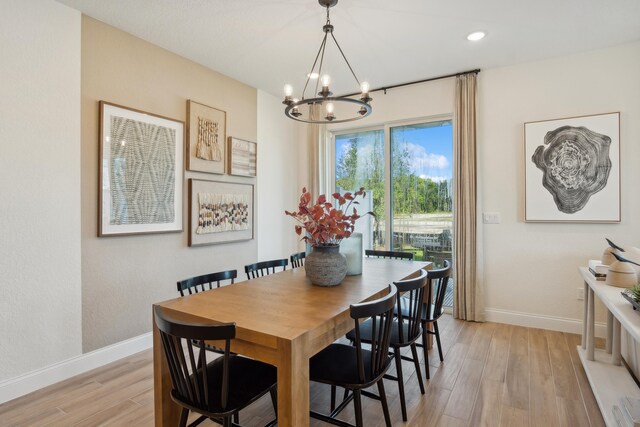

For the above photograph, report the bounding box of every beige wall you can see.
[81,17,260,351]
[0,0,82,380]
[479,41,640,329]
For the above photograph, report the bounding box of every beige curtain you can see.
[307,104,325,200]
[453,73,484,322]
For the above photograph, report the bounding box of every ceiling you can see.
[58,0,640,97]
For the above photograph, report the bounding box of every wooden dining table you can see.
[153,257,430,427]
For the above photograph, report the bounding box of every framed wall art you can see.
[524,112,620,222]
[228,137,257,177]
[188,179,254,246]
[186,100,226,174]
[99,101,184,236]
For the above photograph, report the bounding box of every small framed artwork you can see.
[99,101,184,236]
[524,112,620,222]
[186,100,226,174]
[188,179,254,246]
[228,137,257,177]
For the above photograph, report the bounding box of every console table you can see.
[579,267,640,426]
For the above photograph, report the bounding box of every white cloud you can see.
[403,143,449,172]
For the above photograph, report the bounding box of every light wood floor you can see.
[0,316,605,427]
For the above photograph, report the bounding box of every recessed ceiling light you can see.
[307,72,319,79]
[467,31,486,41]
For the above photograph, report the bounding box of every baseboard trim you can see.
[0,332,152,405]
[485,308,606,338]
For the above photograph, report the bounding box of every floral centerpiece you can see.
[285,187,372,286]
[285,187,371,246]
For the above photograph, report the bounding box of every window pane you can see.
[335,130,385,250]
[390,121,453,268]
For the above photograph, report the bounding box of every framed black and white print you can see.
[99,101,184,236]
[188,179,254,246]
[524,112,620,223]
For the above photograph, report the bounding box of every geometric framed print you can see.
[99,101,184,236]
[228,137,257,177]
[188,179,254,246]
[524,112,620,222]
[186,100,226,174]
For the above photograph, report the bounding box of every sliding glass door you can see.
[390,120,453,268]
[333,118,454,307]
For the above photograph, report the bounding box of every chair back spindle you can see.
[350,285,397,383]
[177,270,237,296]
[290,252,306,268]
[244,259,288,280]
[394,269,428,343]
[426,260,452,321]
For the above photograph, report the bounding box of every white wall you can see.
[0,0,82,381]
[257,91,301,261]
[329,78,455,132]
[322,41,640,333]
[479,41,640,330]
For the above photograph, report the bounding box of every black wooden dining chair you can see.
[154,306,277,427]
[364,250,414,260]
[177,270,239,358]
[346,269,428,421]
[244,259,288,280]
[396,260,451,380]
[309,285,397,427]
[420,260,451,379]
[290,252,306,268]
[177,270,237,296]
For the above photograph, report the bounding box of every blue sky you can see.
[335,121,453,182]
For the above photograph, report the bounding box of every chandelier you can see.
[282,0,372,124]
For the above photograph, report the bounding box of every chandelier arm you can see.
[302,32,328,100]
[330,32,361,86]
[314,33,329,96]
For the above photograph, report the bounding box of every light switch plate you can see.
[483,212,501,224]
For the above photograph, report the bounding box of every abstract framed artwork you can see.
[228,137,257,177]
[524,112,620,222]
[186,100,226,174]
[99,101,184,236]
[188,179,254,246]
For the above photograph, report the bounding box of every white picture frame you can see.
[99,101,184,236]
[524,112,620,223]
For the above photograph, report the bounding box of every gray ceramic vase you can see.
[305,244,347,287]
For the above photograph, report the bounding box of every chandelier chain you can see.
[314,32,329,96]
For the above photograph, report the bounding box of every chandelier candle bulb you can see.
[325,102,335,121]
[291,98,302,117]
[326,102,334,113]
[321,74,331,87]
[360,81,369,95]
[284,84,293,97]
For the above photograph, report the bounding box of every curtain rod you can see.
[341,68,481,98]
